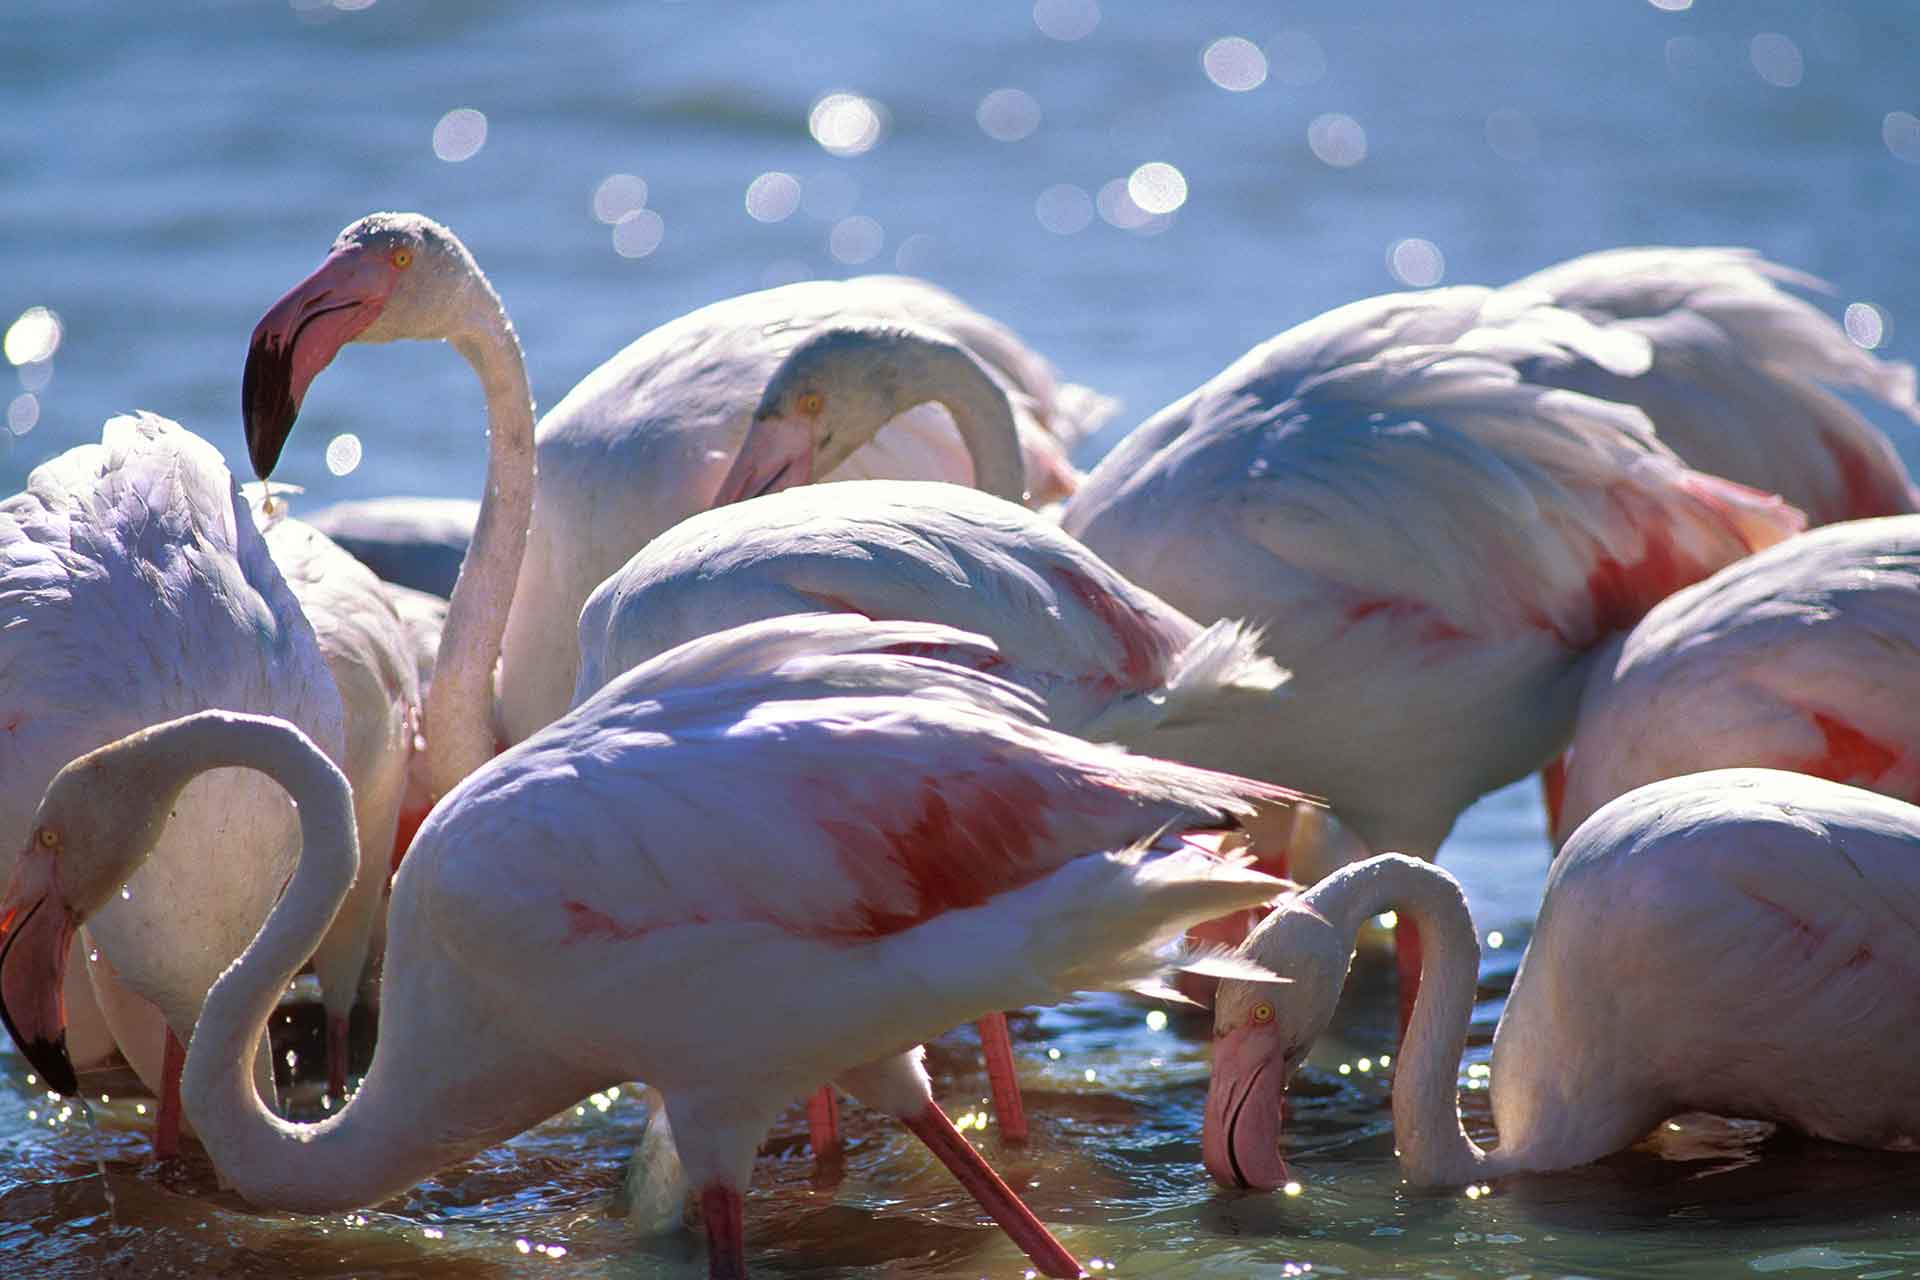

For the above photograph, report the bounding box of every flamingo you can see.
[1551,515,1920,845]
[253,501,420,1099]
[0,615,1296,1280]
[575,474,1297,1147]
[0,412,345,1151]
[1203,768,1920,1190]
[1057,331,1807,1028]
[242,212,1110,759]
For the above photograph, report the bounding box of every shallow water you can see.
[5,2,1920,1277]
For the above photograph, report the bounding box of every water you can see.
[5,2,1920,1276]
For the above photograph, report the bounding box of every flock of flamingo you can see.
[1,211,1918,1279]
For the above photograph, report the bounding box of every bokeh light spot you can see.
[7,393,38,435]
[5,307,62,366]
[1884,112,1920,164]
[612,209,665,259]
[1844,302,1886,349]
[1388,238,1445,286]
[432,108,488,162]
[1035,184,1094,235]
[1484,109,1539,162]
[978,89,1042,142]
[1127,162,1187,214]
[1307,113,1367,167]
[809,93,886,157]
[744,172,802,223]
[1268,31,1326,86]
[1749,33,1804,88]
[592,174,649,225]
[893,232,936,274]
[1033,0,1099,42]
[829,215,884,265]
[1202,37,1267,92]
[325,433,363,477]
[1647,0,1691,10]
[1096,179,1152,230]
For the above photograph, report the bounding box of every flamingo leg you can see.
[1541,753,1569,843]
[805,1085,842,1162]
[154,1027,185,1160]
[1395,913,1423,1040]
[975,1013,1029,1143]
[326,1012,350,1101]
[898,1101,1081,1279]
[698,1183,747,1280]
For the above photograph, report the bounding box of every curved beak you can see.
[709,413,816,507]
[242,248,389,479]
[1203,1026,1290,1190]
[0,851,80,1096]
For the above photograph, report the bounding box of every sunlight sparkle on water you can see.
[1388,238,1445,286]
[1375,910,1397,929]
[1486,930,1505,949]
[978,88,1041,142]
[1036,184,1093,235]
[4,308,61,366]
[745,172,802,222]
[830,215,884,264]
[1202,37,1267,92]
[431,108,487,163]
[612,209,665,259]
[7,394,38,435]
[325,433,362,477]
[592,174,649,225]
[1844,302,1886,348]
[808,93,886,157]
[1033,0,1098,42]
[1308,113,1367,167]
[1145,1009,1168,1032]
[1749,33,1804,88]
[1283,1181,1303,1196]
[1128,162,1187,214]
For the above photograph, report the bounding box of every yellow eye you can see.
[392,248,414,269]
[1250,1002,1274,1025]
[797,390,826,417]
[36,827,58,850]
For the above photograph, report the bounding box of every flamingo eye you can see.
[36,827,58,850]
[797,390,826,416]
[391,248,414,269]
[1250,1002,1274,1025]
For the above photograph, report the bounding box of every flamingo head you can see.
[711,321,941,506]
[0,731,193,1096]
[1202,896,1351,1191]
[244,212,482,478]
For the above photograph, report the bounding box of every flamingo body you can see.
[1554,515,1920,844]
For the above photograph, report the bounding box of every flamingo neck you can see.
[1307,855,1521,1185]
[888,336,1027,504]
[170,715,462,1208]
[428,281,534,802]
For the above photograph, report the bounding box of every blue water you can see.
[4,2,1920,1276]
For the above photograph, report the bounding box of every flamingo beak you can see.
[0,851,80,1096]
[242,248,391,479]
[709,413,816,506]
[1203,1025,1290,1190]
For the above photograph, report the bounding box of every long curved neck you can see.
[890,337,1027,503]
[428,278,534,802]
[1307,855,1524,1185]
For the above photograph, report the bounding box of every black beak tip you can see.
[24,1035,77,1098]
[241,343,297,480]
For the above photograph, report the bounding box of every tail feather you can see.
[1049,381,1123,450]
[1078,618,1288,744]
[1669,468,1808,553]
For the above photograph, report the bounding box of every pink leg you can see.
[154,1027,185,1160]
[327,1012,350,1101]
[899,1102,1080,1279]
[975,1012,1029,1144]
[1541,754,1569,843]
[699,1183,747,1280]
[1395,913,1423,1041]
[805,1085,841,1161]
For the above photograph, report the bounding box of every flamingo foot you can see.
[698,1183,747,1280]
[326,1012,349,1101]
[975,1012,1029,1144]
[805,1085,842,1164]
[154,1027,185,1161]
[898,1101,1080,1279]
[1395,913,1424,1041]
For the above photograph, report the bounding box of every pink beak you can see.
[709,413,817,507]
[241,247,390,479]
[1203,1026,1291,1190]
[0,851,80,1096]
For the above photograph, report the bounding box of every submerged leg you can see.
[898,1102,1080,1279]
[698,1183,747,1280]
[154,1027,185,1160]
[805,1085,842,1162]
[326,1012,350,1101]
[975,1013,1028,1143]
